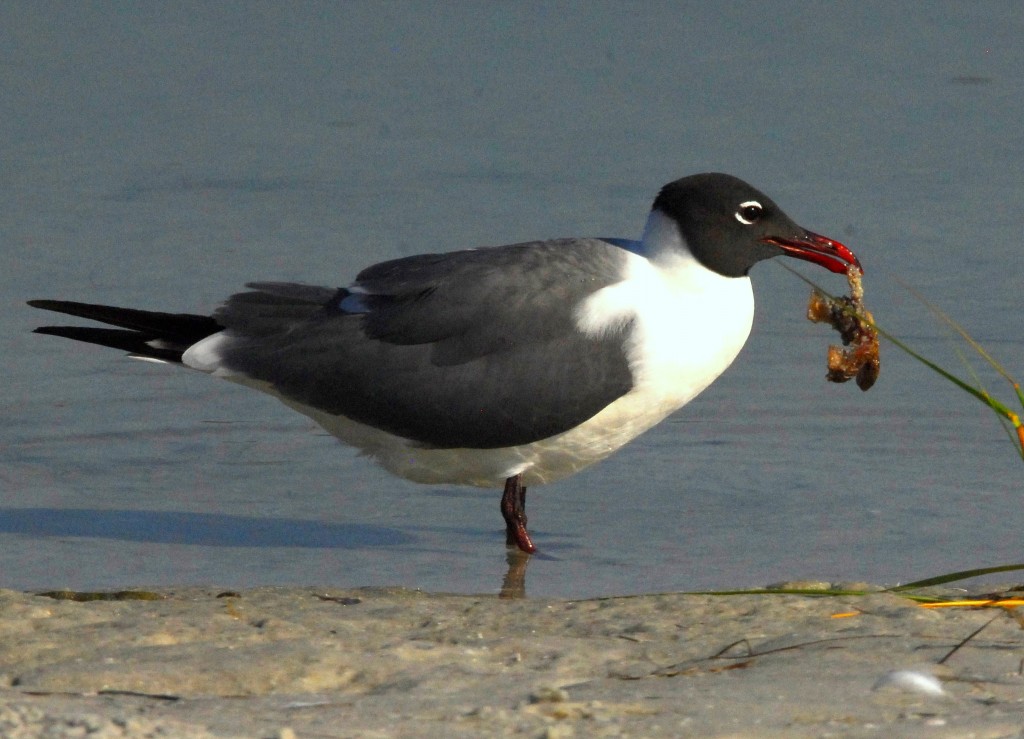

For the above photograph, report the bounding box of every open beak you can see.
[762,231,861,275]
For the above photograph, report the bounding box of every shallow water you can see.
[3,2,1023,597]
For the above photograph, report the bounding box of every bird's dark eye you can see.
[734,201,763,225]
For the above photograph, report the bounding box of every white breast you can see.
[575,249,754,410]
[541,249,754,476]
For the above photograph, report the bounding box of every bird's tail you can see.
[27,300,222,363]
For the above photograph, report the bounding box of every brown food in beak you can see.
[807,267,880,391]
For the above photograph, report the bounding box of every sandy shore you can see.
[1,584,1022,738]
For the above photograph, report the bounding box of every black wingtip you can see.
[31,325,184,362]
[27,299,98,312]
[28,299,221,341]
[28,299,223,363]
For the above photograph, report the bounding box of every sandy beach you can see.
[1,584,1022,737]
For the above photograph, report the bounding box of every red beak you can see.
[762,231,861,275]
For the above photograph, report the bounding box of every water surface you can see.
[3,2,1023,596]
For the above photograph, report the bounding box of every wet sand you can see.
[1,583,1023,737]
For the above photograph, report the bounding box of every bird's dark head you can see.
[652,173,860,278]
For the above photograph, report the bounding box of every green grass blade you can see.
[889,563,1024,591]
[897,278,1017,386]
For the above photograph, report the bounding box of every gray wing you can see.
[213,238,635,449]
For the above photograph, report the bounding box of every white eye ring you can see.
[735,200,763,225]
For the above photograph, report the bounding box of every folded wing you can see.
[211,239,636,449]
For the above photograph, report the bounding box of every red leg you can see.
[500,474,536,554]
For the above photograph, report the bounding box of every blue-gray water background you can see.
[4,2,1023,597]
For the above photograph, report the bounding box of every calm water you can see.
[3,2,1023,597]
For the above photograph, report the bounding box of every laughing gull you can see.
[29,173,860,554]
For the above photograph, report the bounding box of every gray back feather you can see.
[214,239,635,449]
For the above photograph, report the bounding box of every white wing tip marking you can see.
[182,332,231,373]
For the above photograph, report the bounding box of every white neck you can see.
[639,209,690,265]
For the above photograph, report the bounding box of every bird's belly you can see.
[279,382,689,489]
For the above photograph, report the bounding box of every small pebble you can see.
[530,686,569,703]
[873,668,946,697]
